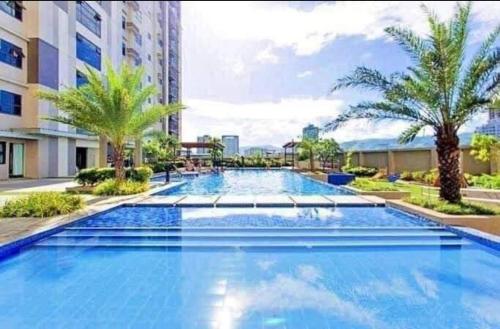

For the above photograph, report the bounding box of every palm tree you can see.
[326,2,499,203]
[300,138,319,171]
[144,130,180,161]
[38,61,183,183]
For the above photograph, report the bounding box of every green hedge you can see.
[75,167,153,186]
[343,166,378,177]
[467,174,500,189]
[405,196,496,215]
[1,192,84,218]
[93,179,149,196]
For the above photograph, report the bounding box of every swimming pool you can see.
[155,169,349,195]
[0,206,499,328]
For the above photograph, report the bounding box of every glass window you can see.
[76,70,88,87]
[148,54,151,61]
[0,38,23,68]
[0,141,5,164]
[0,1,22,20]
[135,34,142,46]
[76,1,101,37]
[0,90,21,116]
[76,33,101,70]
[122,16,126,29]
[122,42,126,56]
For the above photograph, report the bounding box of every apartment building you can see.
[0,1,181,180]
[222,135,239,157]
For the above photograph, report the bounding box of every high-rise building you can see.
[196,135,211,155]
[303,124,319,140]
[0,1,181,180]
[222,135,239,157]
[475,108,500,137]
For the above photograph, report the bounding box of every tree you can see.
[470,133,499,163]
[38,61,183,182]
[326,2,499,203]
[317,138,342,170]
[144,130,180,162]
[299,138,319,171]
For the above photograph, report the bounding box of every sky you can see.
[181,1,499,147]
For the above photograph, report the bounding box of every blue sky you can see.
[181,1,499,147]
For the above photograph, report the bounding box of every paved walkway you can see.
[0,178,78,193]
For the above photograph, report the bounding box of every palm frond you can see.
[398,123,427,144]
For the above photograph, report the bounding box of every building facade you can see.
[0,1,181,180]
[221,135,239,157]
[475,108,500,137]
[196,135,211,155]
[302,124,319,140]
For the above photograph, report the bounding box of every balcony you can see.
[126,47,141,62]
[127,1,139,11]
[126,21,140,35]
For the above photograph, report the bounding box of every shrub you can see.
[129,166,153,183]
[1,192,84,218]
[411,171,427,182]
[423,168,439,185]
[469,174,500,189]
[400,171,413,181]
[93,179,149,196]
[344,166,378,177]
[350,179,399,191]
[75,167,153,186]
[405,196,496,215]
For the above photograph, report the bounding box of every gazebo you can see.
[282,140,300,168]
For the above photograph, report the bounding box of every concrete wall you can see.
[347,147,494,175]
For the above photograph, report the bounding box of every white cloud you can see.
[181,97,418,146]
[184,2,500,57]
[256,47,279,64]
[297,70,312,79]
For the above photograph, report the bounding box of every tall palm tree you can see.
[327,2,499,203]
[38,61,183,182]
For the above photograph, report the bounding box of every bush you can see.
[1,192,84,218]
[423,168,439,185]
[400,171,413,181]
[411,171,427,182]
[344,166,378,177]
[93,179,149,196]
[405,196,496,215]
[469,174,500,189]
[129,167,153,183]
[350,178,399,191]
[76,167,153,186]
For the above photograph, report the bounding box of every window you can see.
[0,39,23,68]
[0,90,21,116]
[158,39,163,47]
[148,33,151,40]
[0,1,22,20]
[76,1,101,37]
[122,16,126,29]
[148,54,151,61]
[76,71,88,87]
[0,142,5,164]
[122,42,126,56]
[148,75,151,82]
[76,33,101,70]
[135,33,142,46]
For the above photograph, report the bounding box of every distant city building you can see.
[196,135,211,155]
[243,146,282,157]
[475,108,500,137]
[303,124,320,140]
[222,135,239,157]
[244,147,264,157]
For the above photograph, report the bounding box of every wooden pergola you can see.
[282,140,300,168]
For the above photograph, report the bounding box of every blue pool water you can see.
[0,207,499,328]
[154,169,349,195]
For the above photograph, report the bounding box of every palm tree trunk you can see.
[113,144,126,183]
[435,125,461,203]
[309,150,314,171]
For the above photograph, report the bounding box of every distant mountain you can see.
[240,145,282,153]
[340,133,474,152]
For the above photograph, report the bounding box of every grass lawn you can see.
[350,178,499,215]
